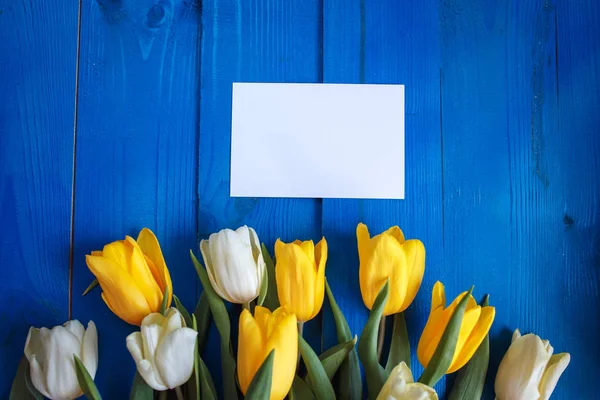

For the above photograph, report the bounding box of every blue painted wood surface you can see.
[1,0,598,399]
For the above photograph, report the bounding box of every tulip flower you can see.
[495,329,570,400]
[237,306,298,400]
[24,320,98,400]
[377,362,438,400]
[126,308,197,391]
[275,237,327,322]
[200,225,266,304]
[357,223,425,316]
[86,228,172,325]
[417,282,495,373]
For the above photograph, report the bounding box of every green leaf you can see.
[418,286,474,387]
[261,243,279,310]
[173,294,192,328]
[74,355,102,400]
[129,372,153,400]
[188,314,201,400]
[289,376,316,400]
[306,336,357,387]
[448,295,490,400]
[358,281,390,400]
[159,284,170,316]
[245,350,275,400]
[325,279,362,400]
[257,259,269,307]
[10,357,42,400]
[190,250,237,400]
[385,312,411,372]
[299,336,337,400]
[198,355,219,399]
[82,279,99,296]
[193,292,212,352]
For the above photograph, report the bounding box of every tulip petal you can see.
[24,327,47,368]
[142,324,164,366]
[137,359,168,391]
[238,309,265,394]
[309,238,328,320]
[297,240,316,265]
[431,282,446,312]
[101,240,129,271]
[538,353,570,400]
[204,229,261,303]
[155,327,198,389]
[64,320,85,342]
[248,227,266,288]
[137,228,173,305]
[512,329,521,342]
[264,313,298,400]
[275,240,317,322]
[86,255,152,325]
[494,334,551,400]
[126,236,164,311]
[163,307,184,334]
[400,239,426,311]
[383,225,405,244]
[81,321,98,379]
[126,332,145,364]
[29,356,52,399]
[44,326,82,400]
[356,223,371,249]
[449,306,494,373]
[199,239,232,302]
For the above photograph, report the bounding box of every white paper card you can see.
[230,83,405,199]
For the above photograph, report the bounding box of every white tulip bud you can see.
[126,308,197,391]
[24,320,98,400]
[495,329,570,400]
[377,362,438,400]
[200,225,266,304]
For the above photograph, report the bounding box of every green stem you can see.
[377,315,387,361]
[159,390,168,400]
[175,386,185,400]
[243,301,251,311]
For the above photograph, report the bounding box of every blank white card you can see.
[230,83,405,199]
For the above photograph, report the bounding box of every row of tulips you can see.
[11,225,570,399]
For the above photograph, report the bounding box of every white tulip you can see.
[377,362,438,400]
[24,320,98,400]
[495,329,570,400]
[200,225,266,304]
[126,308,197,391]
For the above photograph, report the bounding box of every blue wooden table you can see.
[1,0,598,398]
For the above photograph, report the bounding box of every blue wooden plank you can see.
[0,1,77,397]
[440,0,600,398]
[198,0,324,377]
[553,0,600,398]
[321,0,443,389]
[71,1,200,396]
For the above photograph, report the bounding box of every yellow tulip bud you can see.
[357,223,425,316]
[237,306,298,400]
[85,228,172,326]
[274,238,327,322]
[417,282,495,373]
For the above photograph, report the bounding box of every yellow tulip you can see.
[417,282,495,373]
[357,223,425,316]
[237,306,298,400]
[274,238,327,322]
[85,228,172,326]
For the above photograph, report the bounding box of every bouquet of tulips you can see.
[10,225,570,400]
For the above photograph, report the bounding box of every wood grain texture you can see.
[198,0,324,371]
[440,0,599,398]
[0,1,77,397]
[321,0,443,389]
[71,0,201,396]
